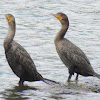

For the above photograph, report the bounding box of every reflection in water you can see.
[1,81,100,100]
[2,85,38,100]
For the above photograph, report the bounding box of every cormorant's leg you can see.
[75,74,79,81]
[19,79,24,85]
[67,74,72,82]
[67,66,74,82]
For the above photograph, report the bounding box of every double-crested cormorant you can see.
[52,13,100,82]
[4,14,58,85]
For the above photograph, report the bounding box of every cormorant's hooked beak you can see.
[5,15,11,22]
[51,13,62,21]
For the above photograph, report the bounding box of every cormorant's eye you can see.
[61,18,64,21]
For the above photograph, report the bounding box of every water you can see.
[0,0,100,99]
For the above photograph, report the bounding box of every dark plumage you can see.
[52,13,100,82]
[4,14,58,85]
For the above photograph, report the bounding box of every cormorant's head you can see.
[5,14,15,22]
[51,13,69,25]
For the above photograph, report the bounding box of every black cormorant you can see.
[52,13,100,82]
[4,14,58,85]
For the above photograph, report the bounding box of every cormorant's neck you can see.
[4,21,16,49]
[54,21,69,42]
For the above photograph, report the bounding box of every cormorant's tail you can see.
[42,78,60,85]
[93,73,100,79]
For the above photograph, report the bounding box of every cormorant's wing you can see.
[11,41,37,73]
[6,41,43,81]
[58,39,94,72]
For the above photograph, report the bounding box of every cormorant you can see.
[52,13,100,82]
[4,14,58,85]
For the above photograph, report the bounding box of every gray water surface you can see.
[0,0,100,100]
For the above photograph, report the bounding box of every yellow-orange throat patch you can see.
[6,17,11,21]
[56,15,62,21]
